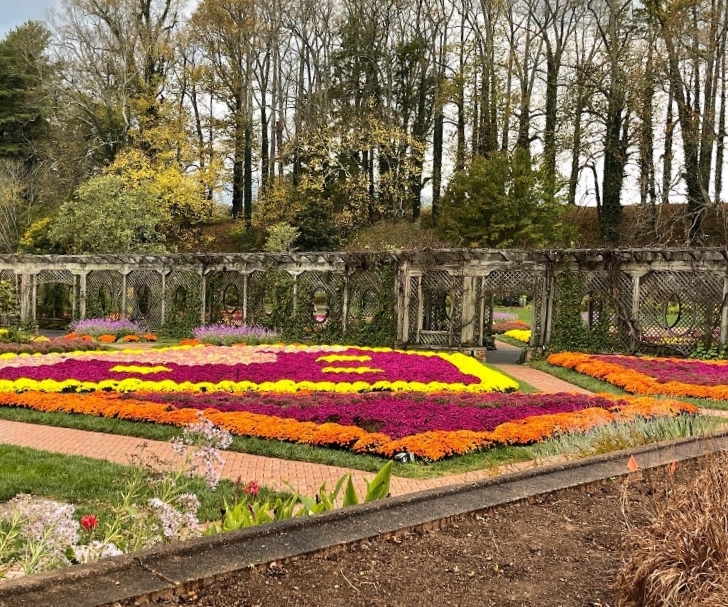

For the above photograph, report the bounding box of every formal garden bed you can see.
[0,344,700,462]
[548,352,728,400]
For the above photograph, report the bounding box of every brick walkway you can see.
[0,418,573,498]
[491,341,593,394]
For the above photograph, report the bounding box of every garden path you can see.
[0,418,573,498]
[491,340,593,395]
[0,349,594,496]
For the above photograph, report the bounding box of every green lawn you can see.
[495,334,529,349]
[0,444,253,522]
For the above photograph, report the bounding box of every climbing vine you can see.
[548,271,625,354]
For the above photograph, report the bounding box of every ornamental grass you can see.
[617,454,728,607]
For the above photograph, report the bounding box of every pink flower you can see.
[244,480,260,497]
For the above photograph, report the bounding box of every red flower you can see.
[244,480,260,497]
[81,514,98,531]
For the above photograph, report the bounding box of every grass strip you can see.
[527,360,625,394]
[0,444,257,522]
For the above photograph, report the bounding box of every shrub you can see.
[437,151,566,248]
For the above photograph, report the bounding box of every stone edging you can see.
[2,430,728,607]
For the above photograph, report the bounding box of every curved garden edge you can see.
[3,428,728,607]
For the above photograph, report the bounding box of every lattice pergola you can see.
[2,248,728,354]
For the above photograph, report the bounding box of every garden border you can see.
[2,429,728,607]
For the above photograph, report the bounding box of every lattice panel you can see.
[551,271,633,349]
[407,276,419,344]
[205,271,246,325]
[36,270,76,325]
[347,272,384,323]
[86,270,123,319]
[246,271,268,326]
[126,271,162,330]
[419,270,456,347]
[484,270,536,297]
[639,271,722,355]
[297,271,345,326]
[165,270,202,323]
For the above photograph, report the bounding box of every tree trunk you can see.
[231,90,244,219]
[568,79,584,206]
[662,83,674,206]
[543,52,559,197]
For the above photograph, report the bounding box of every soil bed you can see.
[136,458,699,607]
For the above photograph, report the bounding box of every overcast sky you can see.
[0,0,60,36]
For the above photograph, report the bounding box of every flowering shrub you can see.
[193,324,280,346]
[503,329,531,343]
[69,319,145,339]
[492,319,530,334]
[548,352,728,399]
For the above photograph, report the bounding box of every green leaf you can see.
[364,461,393,502]
[342,475,359,507]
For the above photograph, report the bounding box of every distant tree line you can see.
[1,0,727,252]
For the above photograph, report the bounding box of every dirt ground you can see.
[140,465,685,607]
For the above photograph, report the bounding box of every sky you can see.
[0,0,60,36]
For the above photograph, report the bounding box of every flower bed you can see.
[492,319,531,334]
[0,345,517,394]
[0,390,698,461]
[0,344,699,461]
[67,319,156,343]
[548,352,728,399]
[503,329,531,343]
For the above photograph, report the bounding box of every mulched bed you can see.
[139,461,696,607]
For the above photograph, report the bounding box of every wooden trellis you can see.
[1,248,727,355]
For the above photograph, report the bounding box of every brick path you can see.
[0,419,572,498]
[0,345,598,497]
[491,341,593,394]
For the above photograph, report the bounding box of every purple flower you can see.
[193,324,280,345]
[70,318,145,337]
[129,391,624,439]
[594,355,728,387]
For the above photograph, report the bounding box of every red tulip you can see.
[81,514,98,531]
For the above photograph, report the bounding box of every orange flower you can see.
[143,333,157,342]
[65,332,78,340]
[179,339,201,346]
[97,335,117,343]
[548,352,728,400]
[0,391,698,462]
[121,335,141,343]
